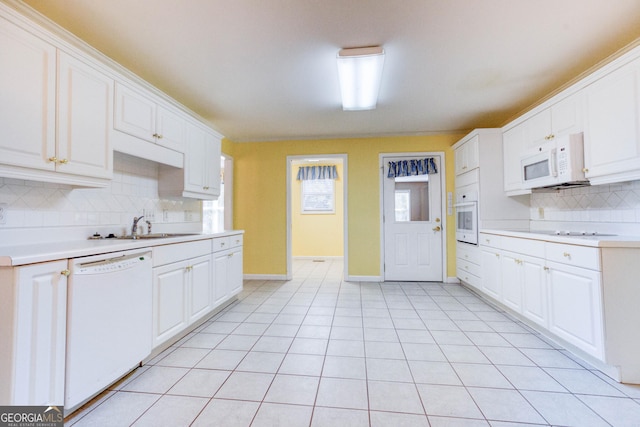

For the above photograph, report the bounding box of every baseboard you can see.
[445,276,460,284]
[293,256,344,260]
[243,274,289,281]
[345,275,382,282]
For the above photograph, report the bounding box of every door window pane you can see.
[394,175,429,222]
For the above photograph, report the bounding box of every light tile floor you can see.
[66,259,640,426]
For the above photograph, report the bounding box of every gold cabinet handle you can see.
[495,253,500,258]
[228,253,234,258]
[48,156,58,163]
[152,133,159,138]
[58,158,68,164]
[157,134,163,139]
[203,186,210,190]
[582,168,589,173]
[432,226,441,232]
[185,265,193,272]
[563,252,571,259]
[221,242,225,247]
[61,269,70,277]
[544,134,555,140]
[544,266,550,271]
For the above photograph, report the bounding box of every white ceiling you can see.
[20,0,640,142]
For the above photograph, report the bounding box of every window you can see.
[203,156,227,233]
[393,174,430,222]
[301,178,335,213]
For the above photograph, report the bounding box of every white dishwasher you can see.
[65,249,152,410]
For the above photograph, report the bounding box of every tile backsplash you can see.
[530,180,640,224]
[0,152,201,234]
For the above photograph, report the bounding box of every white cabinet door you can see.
[153,261,188,348]
[183,123,221,198]
[189,255,212,323]
[156,105,186,152]
[454,136,479,175]
[114,83,156,143]
[521,256,547,327]
[213,250,229,306]
[13,260,68,405]
[227,247,243,296]
[0,19,56,170]
[584,57,640,182]
[57,52,113,179]
[480,246,502,300]
[502,123,528,194]
[547,261,604,359]
[500,251,522,312]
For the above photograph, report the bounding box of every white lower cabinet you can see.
[547,261,604,359]
[480,245,502,300]
[212,235,244,306]
[152,240,212,348]
[0,260,68,406]
[521,257,547,327]
[479,233,605,361]
[189,256,213,323]
[152,235,243,349]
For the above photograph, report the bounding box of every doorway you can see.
[380,153,445,282]
[286,155,348,280]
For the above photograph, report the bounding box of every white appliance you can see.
[521,133,589,189]
[454,189,478,245]
[65,249,152,410]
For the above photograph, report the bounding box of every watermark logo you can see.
[0,406,63,427]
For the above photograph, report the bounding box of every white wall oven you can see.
[455,188,478,244]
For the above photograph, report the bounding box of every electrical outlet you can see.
[0,203,7,225]
[143,208,155,221]
[538,207,545,219]
[184,210,193,221]
[163,209,169,222]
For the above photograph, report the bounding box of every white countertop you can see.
[0,230,244,267]
[480,229,640,248]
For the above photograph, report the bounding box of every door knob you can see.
[432,226,441,232]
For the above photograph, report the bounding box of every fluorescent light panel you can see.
[337,46,385,111]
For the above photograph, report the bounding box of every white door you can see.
[383,155,443,281]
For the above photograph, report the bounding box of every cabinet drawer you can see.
[545,243,601,271]
[457,258,481,277]
[457,243,480,265]
[457,267,481,289]
[229,234,243,248]
[153,240,211,266]
[502,236,545,258]
[212,237,231,252]
[479,233,502,248]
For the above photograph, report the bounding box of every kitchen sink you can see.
[118,233,201,240]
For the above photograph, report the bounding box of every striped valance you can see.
[297,165,338,180]
[387,158,437,178]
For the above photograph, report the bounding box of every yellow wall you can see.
[223,134,464,278]
[291,162,344,257]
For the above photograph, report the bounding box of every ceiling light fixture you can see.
[336,46,385,111]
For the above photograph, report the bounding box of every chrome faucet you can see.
[131,215,144,237]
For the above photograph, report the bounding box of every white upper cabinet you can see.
[0,16,56,171]
[454,134,479,175]
[526,92,583,150]
[0,13,112,186]
[184,123,221,197]
[57,52,113,179]
[158,121,221,200]
[584,56,640,184]
[114,82,186,153]
[502,122,529,194]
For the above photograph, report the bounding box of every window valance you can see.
[387,158,437,178]
[297,165,339,181]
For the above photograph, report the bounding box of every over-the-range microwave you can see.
[520,133,589,190]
